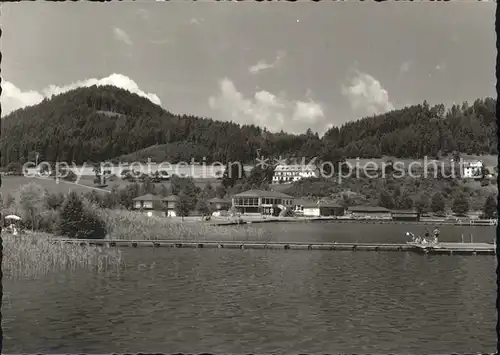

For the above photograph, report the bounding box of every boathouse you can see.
[298,201,345,217]
[292,199,308,214]
[232,189,294,216]
[347,206,392,220]
[208,197,232,211]
[391,209,420,222]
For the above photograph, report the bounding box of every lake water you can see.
[3,223,497,353]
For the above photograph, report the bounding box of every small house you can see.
[295,200,345,217]
[292,199,308,214]
[132,194,165,217]
[132,193,179,217]
[163,195,180,217]
[208,197,232,211]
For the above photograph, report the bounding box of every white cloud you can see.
[435,62,447,71]
[137,9,149,20]
[249,51,286,75]
[1,74,161,116]
[113,27,132,45]
[341,71,394,116]
[148,38,172,45]
[1,82,44,116]
[400,61,411,73]
[208,78,325,134]
[188,18,204,25]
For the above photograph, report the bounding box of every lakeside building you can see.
[132,193,179,217]
[391,210,420,222]
[272,164,318,184]
[232,189,294,216]
[208,197,232,211]
[462,160,484,179]
[303,202,345,217]
[346,206,392,220]
[292,199,308,214]
[293,200,345,217]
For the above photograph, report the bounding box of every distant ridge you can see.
[1,85,496,166]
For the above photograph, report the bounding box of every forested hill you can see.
[0,85,496,166]
[323,98,497,158]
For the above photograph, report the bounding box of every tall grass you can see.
[3,231,124,280]
[96,208,273,241]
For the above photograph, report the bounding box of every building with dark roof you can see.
[347,206,392,220]
[391,209,420,221]
[296,201,345,217]
[208,197,232,211]
[163,195,180,217]
[232,189,295,216]
[132,193,179,217]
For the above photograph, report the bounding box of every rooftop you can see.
[163,195,180,202]
[208,197,231,203]
[297,199,343,208]
[391,209,419,214]
[347,206,391,212]
[233,189,294,199]
[274,164,316,172]
[132,193,163,201]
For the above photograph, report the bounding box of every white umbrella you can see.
[4,215,21,221]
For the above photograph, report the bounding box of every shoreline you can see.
[207,216,497,227]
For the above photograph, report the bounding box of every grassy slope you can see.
[1,175,220,196]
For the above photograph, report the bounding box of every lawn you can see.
[1,175,221,196]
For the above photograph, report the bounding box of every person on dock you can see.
[432,227,440,244]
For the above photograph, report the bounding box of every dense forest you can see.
[1,85,496,166]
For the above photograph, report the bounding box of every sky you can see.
[1,1,495,135]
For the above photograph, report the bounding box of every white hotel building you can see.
[272,164,318,184]
[462,160,484,179]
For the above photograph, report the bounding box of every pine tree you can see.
[59,192,85,238]
[59,192,107,239]
[378,190,395,209]
[452,193,469,216]
[483,195,497,219]
[431,192,445,214]
[175,192,192,219]
[415,195,430,214]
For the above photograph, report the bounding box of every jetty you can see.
[52,239,496,255]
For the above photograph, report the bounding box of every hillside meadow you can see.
[1,175,220,196]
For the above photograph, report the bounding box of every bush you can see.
[39,209,61,233]
[59,192,107,239]
[45,192,65,210]
[63,170,78,182]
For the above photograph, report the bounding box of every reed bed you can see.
[97,209,273,241]
[2,231,124,280]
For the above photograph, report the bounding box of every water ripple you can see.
[4,246,496,353]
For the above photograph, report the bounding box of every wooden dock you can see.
[52,239,496,255]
